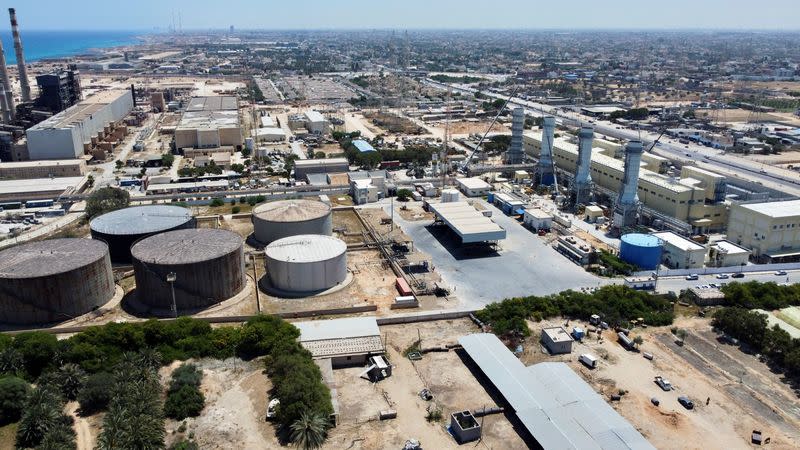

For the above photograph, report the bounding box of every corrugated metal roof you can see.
[353,139,376,153]
[90,205,193,235]
[428,201,506,243]
[458,334,655,450]
[265,234,346,263]
[294,317,383,358]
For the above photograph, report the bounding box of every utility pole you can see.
[252,254,261,313]
[166,272,177,318]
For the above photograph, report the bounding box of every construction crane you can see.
[460,86,520,171]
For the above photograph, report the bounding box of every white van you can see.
[579,353,598,369]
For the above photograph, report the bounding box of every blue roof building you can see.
[353,139,376,153]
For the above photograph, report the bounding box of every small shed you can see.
[294,317,384,367]
[541,327,574,354]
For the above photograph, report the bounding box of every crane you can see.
[460,86,520,171]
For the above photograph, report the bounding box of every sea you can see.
[0,30,144,64]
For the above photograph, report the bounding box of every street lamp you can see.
[166,272,177,318]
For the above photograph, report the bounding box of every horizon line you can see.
[2,27,800,33]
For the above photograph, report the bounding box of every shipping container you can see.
[395,277,412,296]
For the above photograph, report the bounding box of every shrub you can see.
[210,198,225,207]
[0,376,30,424]
[77,372,114,415]
[165,364,205,420]
[232,206,241,214]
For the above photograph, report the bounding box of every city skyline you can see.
[2,0,799,31]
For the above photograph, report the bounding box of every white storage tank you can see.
[265,234,347,293]
[252,199,332,244]
[441,189,460,203]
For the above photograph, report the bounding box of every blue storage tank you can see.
[487,192,495,203]
[619,233,662,270]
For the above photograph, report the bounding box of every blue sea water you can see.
[0,30,143,64]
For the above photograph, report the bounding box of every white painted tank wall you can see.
[266,251,347,292]
[253,213,332,244]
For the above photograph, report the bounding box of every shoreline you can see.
[1,30,150,64]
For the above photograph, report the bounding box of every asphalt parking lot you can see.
[382,199,607,308]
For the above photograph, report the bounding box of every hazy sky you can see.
[2,0,799,31]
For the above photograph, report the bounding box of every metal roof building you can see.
[352,139,376,153]
[459,333,655,450]
[294,317,383,366]
[428,201,506,244]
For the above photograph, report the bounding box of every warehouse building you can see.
[652,231,706,269]
[540,327,574,354]
[26,89,134,160]
[0,159,85,179]
[459,333,655,450]
[294,157,349,181]
[727,199,800,262]
[428,201,506,244]
[253,127,286,142]
[0,177,85,202]
[708,240,751,267]
[304,110,330,134]
[174,96,243,150]
[523,132,728,232]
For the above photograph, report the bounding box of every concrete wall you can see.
[26,127,82,159]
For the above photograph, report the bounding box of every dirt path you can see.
[66,402,95,450]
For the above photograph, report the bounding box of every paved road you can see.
[655,270,800,294]
[380,199,608,308]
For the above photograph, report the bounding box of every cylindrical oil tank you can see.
[0,238,115,325]
[131,229,245,311]
[252,199,332,244]
[265,234,347,293]
[619,233,663,270]
[90,205,196,263]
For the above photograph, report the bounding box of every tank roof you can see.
[131,229,242,265]
[253,199,331,223]
[621,233,661,248]
[0,238,108,278]
[90,205,193,235]
[266,234,346,263]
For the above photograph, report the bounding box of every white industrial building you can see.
[708,240,751,268]
[651,231,706,269]
[428,201,506,244]
[254,127,287,142]
[305,110,330,134]
[540,327,573,354]
[455,177,492,197]
[26,90,134,160]
[174,96,243,150]
[523,208,553,230]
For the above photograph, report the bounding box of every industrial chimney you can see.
[573,126,594,206]
[0,37,14,122]
[504,107,525,164]
[9,8,31,103]
[536,116,556,186]
[613,140,644,230]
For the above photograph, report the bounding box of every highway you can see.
[423,79,800,197]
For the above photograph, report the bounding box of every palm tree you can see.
[58,363,87,400]
[290,411,328,450]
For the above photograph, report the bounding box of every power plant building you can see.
[524,132,728,233]
[726,199,800,263]
[35,69,82,113]
[0,238,115,325]
[252,199,332,244]
[174,96,243,150]
[651,231,706,269]
[25,89,134,160]
[265,234,348,293]
[90,205,196,263]
[0,159,85,179]
[131,229,246,312]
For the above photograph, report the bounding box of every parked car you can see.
[266,398,280,419]
[715,273,729,279]
[685,274,699,281]
[678,396,694,410]
[731,273,745,279]
[655,376,673,391]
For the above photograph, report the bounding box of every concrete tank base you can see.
[258,271,354,299]
[125,276,256,318]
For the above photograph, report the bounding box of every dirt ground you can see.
[68,401,102,450]
[165,358,277,449]
[523,316,800,450]
[396,202,434,222]
[324,319,527,450]
[444,121,509,136]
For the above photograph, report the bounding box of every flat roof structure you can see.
[30,90,130,130]
[294,317,383,359]
[145,180,228,192]
[739,199,800,219]
[294,157,349,168]
[353,139,376,153]
[185,96,238,111]
[651,231,705,252]
[428,201,506,243]
[456,177,492,190]
[305,110,326,123]
[542,327,573,343]
[524,208,553,219]
[0,177,83,200]
[710,240,750,255]
[459,333,655,450]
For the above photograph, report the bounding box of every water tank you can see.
[0,238,115,325]
[131,229,245,312]
[265,234,347,293]
[252,199,332,244]
[619,233,662,270]
[441,189,460,203]
[90,205,196,263]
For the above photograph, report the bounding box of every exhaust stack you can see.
[9,8,31,103]
[504,107,525,164]
[573,126,594,206]
[0,37,14,122]
[613,140,644,230]
[536,116,556,186]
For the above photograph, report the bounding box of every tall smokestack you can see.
[0,89,8,124]
[0,37,14,122]
[613,140,644,230]
[9,8,31,103]
[536,116,556,186]
[573,126,594,206]
[504,107,525,164]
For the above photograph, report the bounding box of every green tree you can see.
[77,372,114,415]
[210,198,225,207]
[284,154,300,174]
[231,163,245,174]
[162,152,175,168]
[115,160,124,170]
[58,363,87,401]
[314,151,326,159]
[396,188,413,202]
[290,411,328,450]
[11,332,59,379]
[0,376,30,424]
[85,187,130,219]
[15,385,66,448]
